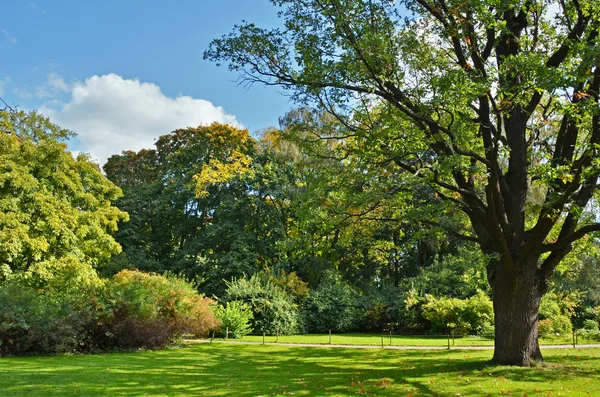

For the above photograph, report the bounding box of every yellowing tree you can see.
[0,110,128,292]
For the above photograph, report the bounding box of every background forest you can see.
[3,105,599,355]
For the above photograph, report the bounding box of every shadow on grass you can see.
[0,345,598,396]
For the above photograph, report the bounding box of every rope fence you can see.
[205,328,597,349]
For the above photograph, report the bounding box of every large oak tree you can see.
[205,0,600,365]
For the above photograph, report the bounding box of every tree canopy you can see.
[0,110,128,292]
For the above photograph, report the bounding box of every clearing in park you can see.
[0,344,599,396]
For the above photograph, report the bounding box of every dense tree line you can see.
[100,115,600,347]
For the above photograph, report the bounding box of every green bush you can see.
[0,270,219,355]
[578,319,600,341]
[302,275,359,333]
[405,248,491,299]
[95,270,220,349]
[573,306,600,329]
[225,274,298,334]
[583,319,600,332]
[537,293,574,338]
[0,282,93,355]
[539,295,562,320]
[422,291,493,335]
[215,301,253,338]
[358,285,413,331]
[538,315,572,338]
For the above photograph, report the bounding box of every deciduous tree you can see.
[206,0,600,365]
[0,109,127,291]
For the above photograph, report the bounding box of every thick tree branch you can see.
[541,223,600,253]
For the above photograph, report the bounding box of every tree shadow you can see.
[0,345,598,396]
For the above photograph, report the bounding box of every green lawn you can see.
[231,332,581,347]
[1,344,599,396]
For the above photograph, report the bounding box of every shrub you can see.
[302,275,359,333]
[361,303,395,331]
[577,319,600,341]
[422,295,470,334]
[537,315,573,338]
[225,274,298,334]
[358,285,415,332]
[0,270,219,355]
[539,295,562,320]
[462,291,494,335]
[583,319,600,332]
[422,291,493,335]
[0,282,93,355]
[537,292,574,338]
[96,270,219,349]
[215,301,253,338]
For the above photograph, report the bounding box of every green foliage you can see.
[0,270,219,355]
[538,292,574,338]
[577,318,600,341]
[224,273,298,334]
[539,295,562,320]
[259,269,310,303]
[405,247,491,298]
[0,110,127,289]
[215,300,253,338]
[206,0,600,364]
[574,306,600,330]
[302,273,360,333]
[583,319,600,332]
[0,282,90,355]
[97,270,220,349]
[103,124,288,296]
[538,316,573,338]
[422,291,493,335]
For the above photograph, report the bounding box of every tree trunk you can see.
[491,260,543,366]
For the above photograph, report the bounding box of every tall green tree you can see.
[104,124,289,295]
[0,109,127,292]
[206,0,600,365]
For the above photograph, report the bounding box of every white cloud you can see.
[0,76,10,96]
[47,73,69,92]
[35,73,70,99]
[29,1,45,14]
[40,73,241,167]
[0,29,17,44]
[13,87,34,100]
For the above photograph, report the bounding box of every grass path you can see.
[1,344,599,396]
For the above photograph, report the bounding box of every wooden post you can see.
[329,329,332,345]
[573,329,576,348]
[211,331,214,343]
[389,330,392,346]
[447,334,450,350]
[262,332,265,345]
[381,335,384,348]
[452,330,455,346]
[226,327,229,340]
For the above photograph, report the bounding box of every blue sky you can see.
[0,0,292,164]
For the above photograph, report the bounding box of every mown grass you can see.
[1,344,599,396]
[238,333,494,347]
[235,332,583,347]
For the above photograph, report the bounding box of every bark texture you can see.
[490,260,543,366]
